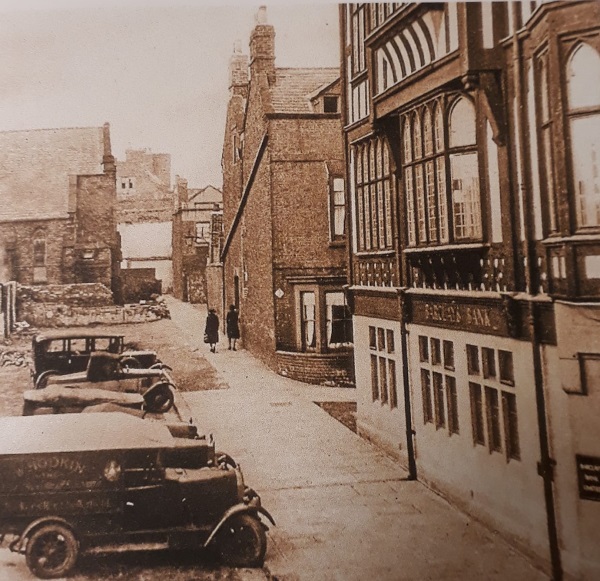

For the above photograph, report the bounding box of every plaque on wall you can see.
[576,455,600,501]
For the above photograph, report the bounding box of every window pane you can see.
[326,292,352,347]
[434,103,444,152]
[567,43,600,111]
[421,369,433,423]
[301,292,316,350]
[333,177,344,193]
[447,376,459,435]
[33,239,46,267]
[482,347,496,379]
[388,360,398,408]
[405,167,416,245]
[571,115,600,228]
[386,329,395,353]
[377,327,385,351]
[431,338,441,366]
[443,340,454,370]
[449,97,476,147]
[413,113,422,159]
[369,326,377,349]
[499,350,514,385]
[467,344,480,375]
[419,335,429,362]
[423,108,433,156]
[470,382,485,446]
[371,354,379,401]
[451,152,482,240]
[436,157,448,242]
[379,357,389,404]
[416,165,426,242]
[403,118,413,163]
[426,160,437,242]
[433,372,446,429]
[485,387,502,453]
[502,392,520,460]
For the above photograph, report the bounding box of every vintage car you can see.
[0,413,274,579]
[31,330,165,387]
[24,351,176,415]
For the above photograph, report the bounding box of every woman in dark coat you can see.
[226,305,240,351]
[204,308,219,353]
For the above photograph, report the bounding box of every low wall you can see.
[17,283,113,307]
[275,350,355,387]
[16,283,169,328]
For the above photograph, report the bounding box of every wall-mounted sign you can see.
[576,454,600,501]
[275,288,284,299]
[411,296,509,337]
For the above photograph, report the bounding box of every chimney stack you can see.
[249,6,275,85]
[102,122,116,176]
[229,40,249,96]
[176,175,188,207]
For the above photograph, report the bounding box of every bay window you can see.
[402,95,482,247]
[353,136,395,252]
[567,42,600,229]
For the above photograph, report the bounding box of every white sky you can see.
[0,0,341,189]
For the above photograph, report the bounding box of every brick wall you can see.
[121,268,161,302]
[275,350,355,387]
[0,218,75,285]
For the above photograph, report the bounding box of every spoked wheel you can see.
[120,356,141,369]
[25,523,79,579]
[35,370,60,390]
[143,382,175,413]
[216,514,266,567]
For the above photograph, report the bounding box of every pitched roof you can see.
[270,68,340,114]
[188,185,223,205]
[0,126,105,222]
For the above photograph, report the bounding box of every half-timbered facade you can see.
[340,3,600,579]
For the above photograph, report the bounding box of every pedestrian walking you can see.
[226,304,240,351]
[204,308,219,353]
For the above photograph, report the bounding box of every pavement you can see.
[165,296,549,581]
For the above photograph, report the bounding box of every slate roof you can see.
[270,68,339,114]
[0,126,105,222]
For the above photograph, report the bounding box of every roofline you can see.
[0,125,104,135]
[34,330,124,342]
[266,112,341,120]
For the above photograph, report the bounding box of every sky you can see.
[0,0,341,189]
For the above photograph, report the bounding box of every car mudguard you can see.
[11,516,76,554]
[203,503,276,548]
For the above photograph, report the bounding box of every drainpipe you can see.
[398,288,417,480]
[529,301,562,581]
[511,9,562,579]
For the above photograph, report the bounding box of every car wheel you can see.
[25,523,79,579]
[144,382,175,414]
[216,513,266,568]
[119,356,141,369]
[35,371,60,390]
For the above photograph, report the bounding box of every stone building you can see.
[116,149,175,292]
[340,2,600,579]
[221,7,353,386]
[171,179,223,304]
[0,124,121,298]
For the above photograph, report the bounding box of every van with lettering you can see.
[0,413,274,579]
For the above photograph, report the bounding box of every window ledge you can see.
[403,242,489,254]
[354,249,396,257]
[541,233,600,246]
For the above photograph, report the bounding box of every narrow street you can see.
[0,297,549,580]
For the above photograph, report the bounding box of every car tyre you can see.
[119,356,141,369]
[25,523,79,579]
[216,513,266,568]
[35,371,60,390]
[143,382,175,414]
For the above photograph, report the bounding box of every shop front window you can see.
[325,292,353,348]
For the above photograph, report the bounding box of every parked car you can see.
[31,331,165,387]
[25,351,176,414]
[0,413,274,579]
